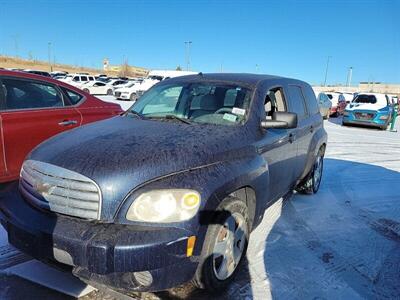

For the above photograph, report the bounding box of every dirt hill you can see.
[0,56,148,77]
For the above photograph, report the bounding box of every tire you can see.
[129,93,137,101]
[295,148,324,194]
[107,89,113,95]
[192,197,250,292]
[83,88,90,93]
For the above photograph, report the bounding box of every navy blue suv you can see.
[0,73,327,293]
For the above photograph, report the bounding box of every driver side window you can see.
[264,87,287,119]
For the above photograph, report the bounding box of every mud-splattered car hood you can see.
[28,116,254,220]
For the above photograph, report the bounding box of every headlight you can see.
[379,114,389,120]
[126,189,201,223]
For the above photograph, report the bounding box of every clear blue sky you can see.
[0,0,399,84]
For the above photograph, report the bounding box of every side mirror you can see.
[261,112,298,129]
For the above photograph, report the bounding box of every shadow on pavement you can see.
[260,158,400,299]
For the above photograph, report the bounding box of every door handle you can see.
[289,133,295,143]
[58,120,78,126]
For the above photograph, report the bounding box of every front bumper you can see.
[0,183,199,292]
[115,93,129,100]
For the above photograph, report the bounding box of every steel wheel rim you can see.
[212,212,247,280]
[313,156,323,190]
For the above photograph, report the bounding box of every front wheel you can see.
[107,89,113,95]
[193,197,249,292]
[295,149,324,194]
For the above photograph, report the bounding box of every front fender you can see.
[114,155,270,254]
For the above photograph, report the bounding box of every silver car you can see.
[316,92,333,119]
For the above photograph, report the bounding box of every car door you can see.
[95,82,107,94]
[286,84,314,181]
[257,86,297,201]
[0,76,82,181]
[60,86,120,124]
[0,90,7,179]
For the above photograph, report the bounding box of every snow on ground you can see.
[0,117,399,299]
[239,118,400,300]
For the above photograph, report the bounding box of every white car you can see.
[114,81,141,100]
[60,73,96,87]
[132,70,199,100]
[337,92,354,103]
[104,79,128,87]
[81,81,114,95]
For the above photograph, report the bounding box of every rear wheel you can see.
[107,89,113,95]
[83,88,90,93]
[296,148,324,194]
[193,197,249,292]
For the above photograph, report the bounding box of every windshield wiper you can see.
[164,114,192,125]
[124,110,146,119]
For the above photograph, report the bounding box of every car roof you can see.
[164,73,300,87]
[0,70,88,93]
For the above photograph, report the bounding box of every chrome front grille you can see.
[19,160,101,220]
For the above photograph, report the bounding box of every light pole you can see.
[48,42,52,72]
[255,64,259,73]
[346,67,353,87]
[184,41,192,71]
[323,56,331,87]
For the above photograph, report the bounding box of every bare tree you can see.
[119,59,132,77]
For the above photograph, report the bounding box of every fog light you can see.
[379,115,389,120]
[133,271,153,287]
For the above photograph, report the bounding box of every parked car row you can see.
[114,70,198,101]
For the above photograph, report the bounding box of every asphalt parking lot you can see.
[0,116,399,299]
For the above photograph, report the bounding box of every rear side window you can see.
[301,85,319,115]
[2,78,64,110]
[287,85,307,119]
[353,94,377,104]
[62,88,84,105]
[81,76,88,81]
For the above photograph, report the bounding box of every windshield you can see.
[130,82,253,126]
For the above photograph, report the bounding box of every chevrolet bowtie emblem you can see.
[35,181,51,195]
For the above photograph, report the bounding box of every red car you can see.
[326,92,347,116]
[0,70,123,183]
